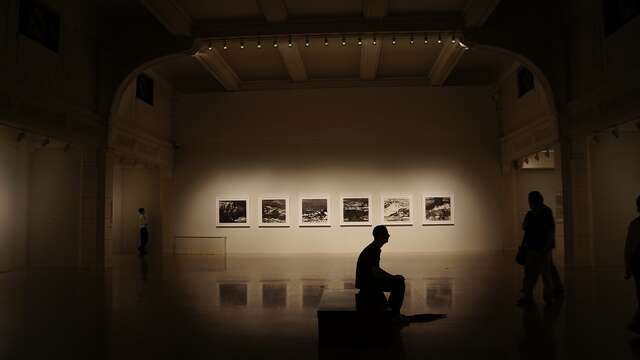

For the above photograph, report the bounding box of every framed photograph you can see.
[340,195,372,226]
[381,194,413,225]
[422,194,454,225]
[216,196,250,227]
[258,196,290,227]
[299,195,330,227]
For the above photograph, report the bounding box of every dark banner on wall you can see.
[19,0,61,52]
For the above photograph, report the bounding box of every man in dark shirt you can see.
[356,225,406,318]
[518,191,557,306]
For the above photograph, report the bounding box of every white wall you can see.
[0,128,29,271]
[28,149,82,267]
[591,130,640,267]
[173,87,508,254]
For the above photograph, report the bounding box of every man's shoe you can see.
[516,297,534,307]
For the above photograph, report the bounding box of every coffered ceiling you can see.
[145,0,514,93]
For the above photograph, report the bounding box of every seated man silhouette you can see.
[355,225,407,321]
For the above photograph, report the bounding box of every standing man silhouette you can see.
[356,225,407,321]
[518,191,560,307]
[138,208,149,256]
[624,195,640,333]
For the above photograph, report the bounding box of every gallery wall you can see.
[172,86,508,254]
[591,129,640,267]
[0,128,29,271]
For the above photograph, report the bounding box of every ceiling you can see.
[149,0,515,94]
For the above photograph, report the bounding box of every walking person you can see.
[517,191,557,307]
[624,195,640,333]
[138,208,149,256]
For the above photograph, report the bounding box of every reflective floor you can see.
[1,253,640,359]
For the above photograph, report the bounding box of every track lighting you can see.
[273,39,279,48]
[357,35,362,46]
[305,36,310,47]
[437,33,442,44]
[410,34,414,45]
[424,34,428,44]
[17,132,25,142]
[372,35,377,45]
[223,40,228,50]
[612,128,620,138]
[324,36,328,46]
[288,36,293,47]
[392,34,396,45]
[451,32,457,44]
[458,40,469,50]
[240,40,245,49]
[257,38,262,48]
[341,35,346,46]
[207,41,213,51]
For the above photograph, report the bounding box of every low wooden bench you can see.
[317,289,393,346]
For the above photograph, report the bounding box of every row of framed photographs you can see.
[216,194,454,227]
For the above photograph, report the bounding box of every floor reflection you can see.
[424,278,454,312]
[1,253,638,359]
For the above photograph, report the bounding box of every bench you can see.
[317,289,393,346]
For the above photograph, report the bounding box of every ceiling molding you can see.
[464,0,501,27]
[194,14,464,39]
[141,0,192,36]
[429,42,467,86]
[239,77,436,91]
[360,0,388,80]
[258,0,308,82]
[193,50,241,91]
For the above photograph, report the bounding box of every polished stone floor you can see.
[1,252,640,359]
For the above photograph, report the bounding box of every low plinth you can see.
[317,289,393,346]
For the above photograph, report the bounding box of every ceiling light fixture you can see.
[392,34,396,45]
[305,36,310,47]
[424,34,429,44]
[410,34,414,45]
[458,40,469,50]
[257,38,262,48]
[451,32,457,44]
[341,35,346,46]
[612,128,620,138]
[357,35,362,46]
[288,36,293,47]
[372,35,377,45]
[240,40,245,49]
[273,39,279,48]
[207,41,213,51]
[437,33,442,44]
[223,40,228,50]
[324,36,329,46]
